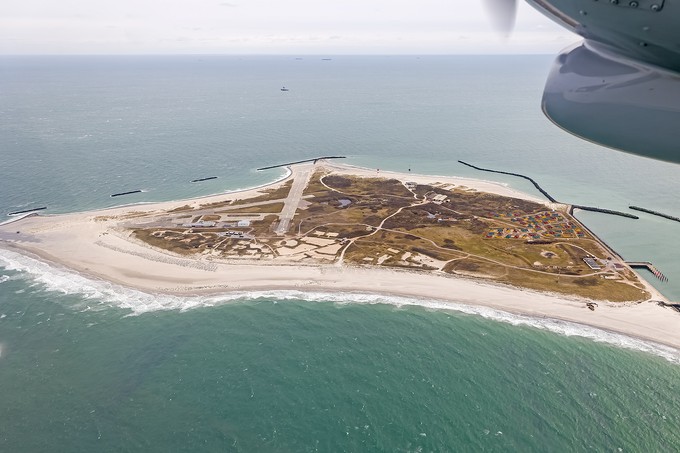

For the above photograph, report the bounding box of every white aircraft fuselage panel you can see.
[527,0,680,72]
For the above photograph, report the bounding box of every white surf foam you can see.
[0,248,198,312]
[1,213,38,225]
[225,290,680,364]
[1,247,679,363]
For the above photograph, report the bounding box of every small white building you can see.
[583,257,601,270]
[182,220,216,228]
[432,194,448,204]
[425,191,449,204]
[237,220,251,227]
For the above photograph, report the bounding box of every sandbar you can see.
[1,162,678,350]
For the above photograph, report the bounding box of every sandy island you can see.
[1,161,679,349]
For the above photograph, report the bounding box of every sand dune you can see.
[1,162,678,349]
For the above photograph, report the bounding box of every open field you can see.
[117,164,651,302]
[4,160,679,349]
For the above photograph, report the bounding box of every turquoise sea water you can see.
[1,55,680,451]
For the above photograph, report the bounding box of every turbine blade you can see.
[483,0,517,37]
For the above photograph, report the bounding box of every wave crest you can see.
[1,247,679,363]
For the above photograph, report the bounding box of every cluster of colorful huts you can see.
[484,211,586,240]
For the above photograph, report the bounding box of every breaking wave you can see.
[1,247,679,363]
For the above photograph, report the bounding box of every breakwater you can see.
[8,206,47,216]
[571,212,625,261]
[191,176,218,183]
[110,190,142,198]
[630,206,680,223]
[571,205,639,220]
[658,301,680,312]
[458,160,558,202]
[257,156,345,171]
[459,160,637,220]
[627,261,669,282]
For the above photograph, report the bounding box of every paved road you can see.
[275,165,313,235]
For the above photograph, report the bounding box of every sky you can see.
[0,1,578,55]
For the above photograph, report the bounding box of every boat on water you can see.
[280,87,289,92]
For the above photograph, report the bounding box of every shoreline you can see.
[1,162,678,351]
[2,243,679,354]
[3,166,294,220]
[325,161,546,203]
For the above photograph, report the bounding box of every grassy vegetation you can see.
[168,205,193,213]
[198,199,232,210]
[250,215,279,236]
[133,229,206,256]
[217,202,284,214]
[345,230,462,264]
[120,211,151,220]
[299,174,413,234]
[231,180,293,205]
[300,174,648,300]
[133,215,278,257]
[322,175,413,198]
[416,185,545,218]
[444,258,508,279]
[128,168,649,302]
[500,267,647,301]
[303,170,331,195]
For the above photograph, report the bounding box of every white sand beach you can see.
[1,162,678,349]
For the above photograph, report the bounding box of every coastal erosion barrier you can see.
[571,205,638,220]
[458,160,558,202]
[191,176,218,183]
[657,301,680,313]
[627,261,669,282]
[0,212,40,226]
[571,215,625,261]
[257,156,346,171]
[629,206,680,223]
[111,190,142,198]
[8,206,47,216]
[458,160,638,220]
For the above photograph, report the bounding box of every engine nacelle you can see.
[541,42,680,164]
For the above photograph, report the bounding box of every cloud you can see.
[0,0,574,54]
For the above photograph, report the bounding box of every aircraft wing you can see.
[525,0,680,164]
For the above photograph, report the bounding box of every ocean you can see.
[1,55,679,451]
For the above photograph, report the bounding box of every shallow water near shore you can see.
[2,273,680,451]
[1,247,679,363]
[2,55,680,450]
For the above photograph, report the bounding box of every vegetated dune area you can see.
[2,160,678,349]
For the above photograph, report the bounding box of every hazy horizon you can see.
[3,1,576,56]
[1,52,558,56]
